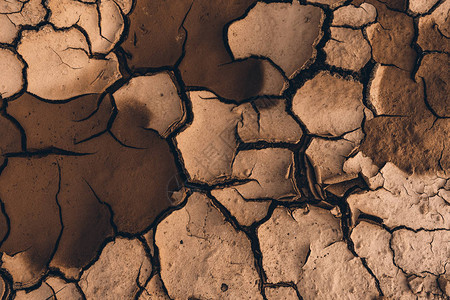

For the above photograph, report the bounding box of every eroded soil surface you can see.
[0,0,449,299]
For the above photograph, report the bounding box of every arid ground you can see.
[0,0,449,299]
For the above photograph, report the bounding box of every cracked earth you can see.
[0,0,448,299]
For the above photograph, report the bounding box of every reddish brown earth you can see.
[0,0,448,299]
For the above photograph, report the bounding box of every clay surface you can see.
[0,0,448,299]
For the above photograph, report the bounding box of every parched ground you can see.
[0,0,449,299]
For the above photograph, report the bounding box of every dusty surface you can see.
[0,0,448,299]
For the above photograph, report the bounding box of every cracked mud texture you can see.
[0,0,449,299]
